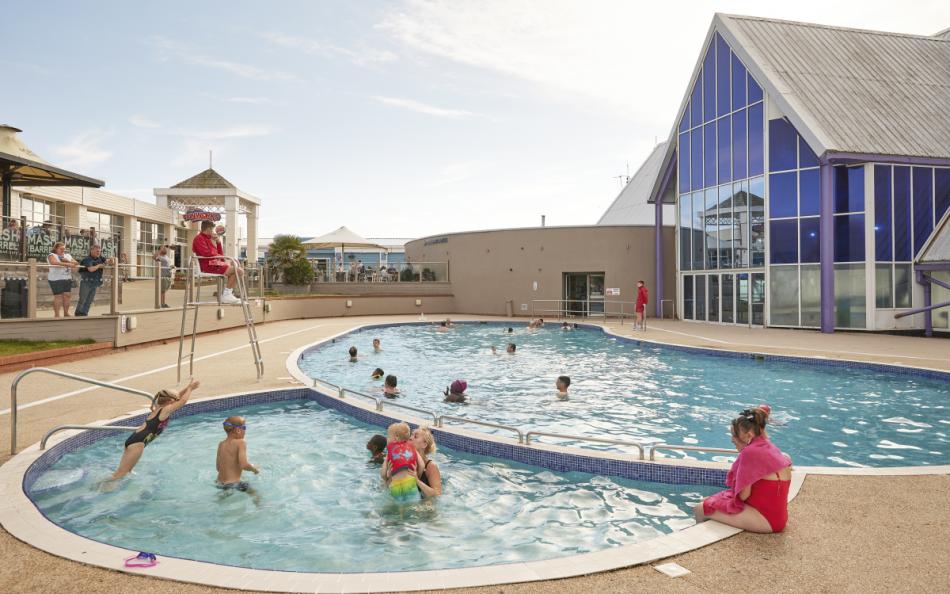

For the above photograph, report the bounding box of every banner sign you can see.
[0,228,119,262]
[183,210,222,222]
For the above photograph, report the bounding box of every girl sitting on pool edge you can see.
[694,406,792,533]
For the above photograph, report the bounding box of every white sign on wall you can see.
[606,288,621,296]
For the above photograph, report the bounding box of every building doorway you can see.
[682,271,764,326]
[563,272,605,317]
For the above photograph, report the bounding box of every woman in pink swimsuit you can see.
[695,406,792,533]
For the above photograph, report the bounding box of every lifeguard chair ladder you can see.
[177,255,263,382]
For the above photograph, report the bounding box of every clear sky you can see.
[3,0,947,239]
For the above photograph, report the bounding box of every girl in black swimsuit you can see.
[410,427,442,498]
[110,379,200,480]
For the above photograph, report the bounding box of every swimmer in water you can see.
[556,375,571,400]
[348,346,359,362]
[215,415,261,504]
[372,338,382,352]
[506,343,516,354]
[383,374,400,398]
[366,434,387,464]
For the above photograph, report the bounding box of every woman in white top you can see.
[47,241,78,317]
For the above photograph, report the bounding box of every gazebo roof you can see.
[171,168,236,190]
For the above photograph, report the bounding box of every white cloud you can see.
[169,125,276,167]
[129,115,160,128]
[173,125,277,140]
[260,31,397,66]
[425,161,481,188]
[52,130,113,169]
[150,36,299,81]
[374,96,478,119]
[224,96,274,105]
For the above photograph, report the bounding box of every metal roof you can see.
[171,168,236,189]
[918,209,950,264]
[598,142,674,224]
[719,14,950,160]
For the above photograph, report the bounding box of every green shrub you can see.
[283,258,315,285]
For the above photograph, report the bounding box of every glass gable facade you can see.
[678,32,765,325]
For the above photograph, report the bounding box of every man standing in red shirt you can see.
[635,280,649,331]
[191,220,242,304]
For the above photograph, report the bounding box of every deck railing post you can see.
[26,258,37,319]
[111,259,119,315]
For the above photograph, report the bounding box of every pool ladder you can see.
[177,255,263,382]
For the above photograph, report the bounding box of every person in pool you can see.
[372,338,382,352]
[443,379,467,403]
[366,434,387,464]
[506,343,516,354]
[694,407,792,533]
[436,320,449,332]
[371,367,385,380]
[381,422,421,501]
[556,375,571,399]
[383,374,400,398]
[506,327,514,334]
[412,427,442,498]
[348,346,359,362]
[216,415,260,493]
[110,379,200,479]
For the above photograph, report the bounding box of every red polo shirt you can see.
[191,232,228,274]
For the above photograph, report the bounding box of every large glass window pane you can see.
[695,274,707,320]
[718,185,733,269]
[799,137,819,168]
[683,275,694,320]
[800,217,820,263]
[768,118,798,172]
[834,263,866,329]
[716,34,730,118]
[748,102,764,177]
[799,168,820,217]
[717,116,731,183]
[678,133,690,192]
[705,188,719,269]
[800,265,821,327]
[731,52,746,110]
[737,273,749,324]
[692,191,705,269]
[913,167,933,256]
[704,122,717,188]
[709,274,720,322]
[874,165,893,261]
[679,106,689,133]
[834,214,865,262]
[769,171,797,219]
[733,181,749,268]
[679,194,692,271]
[722,273,735,323]
[769,219,798,264]
[749,177,766,267]
[769,266,799,325]
[935,168,950,224]
[875,264,893,308]
[703,46,716,122]
[732,108,747,180]
[834,165,865,213]
[933,271,950,330]
[691,128,703,191]
[690,77,702,129]
[748,75,763,103]
[895,263,912,308]
[893,166,912,261]
[751,272,765,325]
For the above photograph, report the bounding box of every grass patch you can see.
[0,338,96,357]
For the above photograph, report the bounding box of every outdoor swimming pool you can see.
[297,322,950,467]
[29,399,712,572]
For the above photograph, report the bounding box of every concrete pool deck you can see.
[0,315,948,592]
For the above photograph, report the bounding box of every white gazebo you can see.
[153,168,261,262]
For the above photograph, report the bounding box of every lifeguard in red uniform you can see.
[635,280,648,330]
[191,220,242,304]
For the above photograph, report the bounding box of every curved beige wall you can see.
[406,225,675,317]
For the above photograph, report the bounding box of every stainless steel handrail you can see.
[437,415,524,443]
[10,367,156,454]
[380,401,438,425]
[313,378,343,397]
[41,424,137,450]
[649,443,737,461]
[524,431,646,459]
[341,388,383,409]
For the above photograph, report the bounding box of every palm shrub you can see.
[267,235,313,285]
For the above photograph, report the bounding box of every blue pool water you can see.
[30,399,712,572]
[297,323,950,467]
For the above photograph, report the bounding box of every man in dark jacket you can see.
[75,244,113,316]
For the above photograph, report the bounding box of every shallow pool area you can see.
[297,322,950,467]
[28,398,713,572]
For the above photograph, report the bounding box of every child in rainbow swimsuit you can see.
[381,422,420,501]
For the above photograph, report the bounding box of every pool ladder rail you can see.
[9,367,157,455]
[177,255,263,382]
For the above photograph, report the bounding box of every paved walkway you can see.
[1,316,948,593]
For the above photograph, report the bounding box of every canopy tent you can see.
[302,226,386,280]
[0,125,104,220]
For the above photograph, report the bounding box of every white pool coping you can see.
[0,386,807,592]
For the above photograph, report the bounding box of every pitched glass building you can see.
[647,15,950,334]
